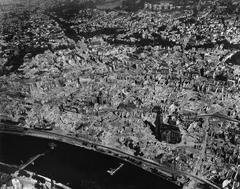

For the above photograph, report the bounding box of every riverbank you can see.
[0,133,179,189]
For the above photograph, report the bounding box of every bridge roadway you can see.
[0,123,221,189]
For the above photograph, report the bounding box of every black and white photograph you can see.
[0,0,240,188]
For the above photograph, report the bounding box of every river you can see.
[0,133,180,189]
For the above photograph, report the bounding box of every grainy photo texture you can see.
[0,0,240,189]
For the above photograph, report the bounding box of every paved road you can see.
[192,117,209,176]
[0,123,221,189]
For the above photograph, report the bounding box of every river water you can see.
[0,133,180,189]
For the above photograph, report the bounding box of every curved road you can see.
[0,123,221,189]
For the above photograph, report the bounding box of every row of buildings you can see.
[144,2,174,11]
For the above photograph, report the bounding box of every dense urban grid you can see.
[1,0,240,188]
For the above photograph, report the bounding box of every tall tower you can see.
[153,106,163,140]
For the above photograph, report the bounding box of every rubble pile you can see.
[1,0,240,187]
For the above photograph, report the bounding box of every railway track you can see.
[0,123,221,189]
